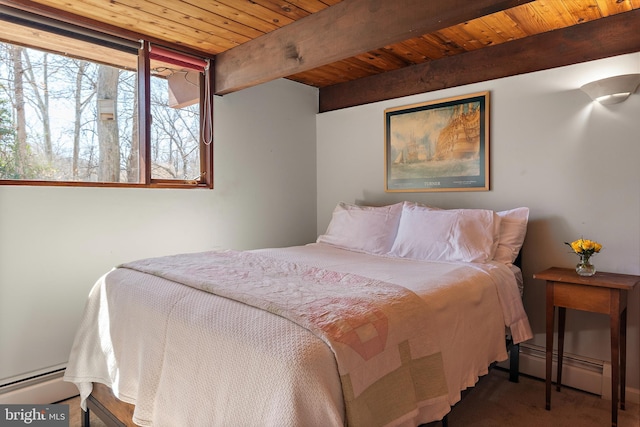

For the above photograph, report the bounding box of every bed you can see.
[64,201,532,427]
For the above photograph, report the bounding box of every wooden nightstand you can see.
[533,267,640,427]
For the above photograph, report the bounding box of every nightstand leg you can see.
[620,308,627,411]
[556,307,566,392]
[610,308,620,427]
[545,283,555,410]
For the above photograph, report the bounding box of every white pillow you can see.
[494,207,529,265]
[400,200,439,211]
[389,203,501,263]
[317,202,403,255]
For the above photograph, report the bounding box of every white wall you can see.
[316,53,640,392]
[0,78,318,385]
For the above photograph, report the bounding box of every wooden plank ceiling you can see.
[2,0,640,111]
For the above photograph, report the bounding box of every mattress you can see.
[64,243,531,426]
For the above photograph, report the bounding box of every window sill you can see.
[0,180,212,189]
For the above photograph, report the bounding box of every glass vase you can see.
[576,255,596,276]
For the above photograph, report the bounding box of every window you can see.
[0,7,213,188]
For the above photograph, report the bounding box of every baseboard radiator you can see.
[0,366,78,405]
[501,343,640,405]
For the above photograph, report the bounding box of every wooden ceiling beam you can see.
[319,8,640,112]
[214,0,533,95]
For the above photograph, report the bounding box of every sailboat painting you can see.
[384,92,490,192]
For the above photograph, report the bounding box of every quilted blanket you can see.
[121,250,449,426]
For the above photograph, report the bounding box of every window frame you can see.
[0,6,214,189]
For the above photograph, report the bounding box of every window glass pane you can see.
[0,30,138,182]
[150,61,201,181]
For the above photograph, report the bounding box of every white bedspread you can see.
[64,243,532,426]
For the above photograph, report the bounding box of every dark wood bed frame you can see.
[83,383,135,427]
[81,253,524,427]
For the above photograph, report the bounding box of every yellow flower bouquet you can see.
[565,238,602,276]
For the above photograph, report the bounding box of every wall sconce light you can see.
[580,74,640,105]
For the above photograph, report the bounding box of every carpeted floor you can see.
[61,369,639,426]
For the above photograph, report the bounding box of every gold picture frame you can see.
[384,91,490,192]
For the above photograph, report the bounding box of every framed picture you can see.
[384,91,490,192]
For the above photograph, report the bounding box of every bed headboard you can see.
[513,250,523,270]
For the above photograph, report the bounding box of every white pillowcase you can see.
[389,202,501,263]
[493,207,529,265]
[317,202,403,255]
